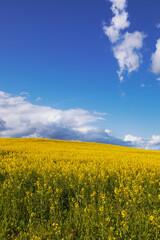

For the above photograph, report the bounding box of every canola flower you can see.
[0,138,160,239]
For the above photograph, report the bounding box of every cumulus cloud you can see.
[104,128,112,134]
[1,91,160,150]
[124,134,143,146]
[103,0,129,43]
[0,91,103,140]
[0,118,7,131]
[0,91,129,146]
[124,134,160,150]
[113,32,146,81]
[151,39,160,74]
[103,0,146,81]
[103,11,129,43]
[0,91,138,148]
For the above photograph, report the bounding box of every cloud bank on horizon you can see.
[103,0,160,82]
[124,135,160,151]
[0,91,117,144]
[1,90,160,150]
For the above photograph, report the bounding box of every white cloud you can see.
[124,134,160,150]
[0,91,116,143]
[151,39,160,74]
[156,23,160,29]
[103,25,120,43]
[112,10,129,30]
[157,78,160,81]
[140,84,145,87]
[0,91,142,148]
[93,111,106,116]
[109,0,126,12]
[105,128,112,134]
[149,135,160,146]
[35,97,42,102]
[113,32,146,81]
[1,91,160,150]
[20,92,30,96]
[103,0,129,43]
[103,11,130,43]
[124,134,142,144]
[103,0,146,81]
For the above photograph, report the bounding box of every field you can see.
[0,138,160,240]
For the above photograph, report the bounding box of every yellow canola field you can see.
[0,138,160,240]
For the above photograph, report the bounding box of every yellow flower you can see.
[110,226,114,232]
[99,206,104,212]
[149,215,154,221]
[121,210,127,218]
[30,212,35,217]
[106,217,111,222]
[91,191,96,197]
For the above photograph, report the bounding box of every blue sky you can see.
[0,0,160,149]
